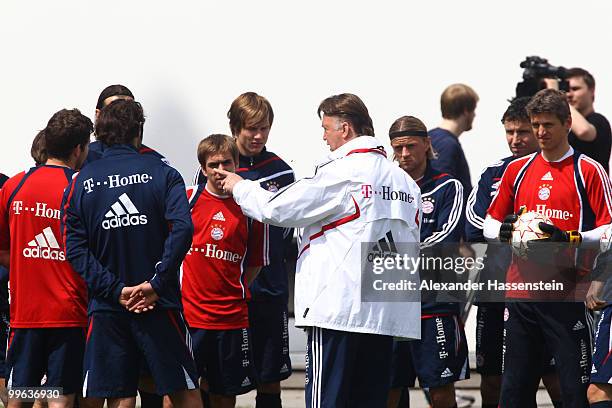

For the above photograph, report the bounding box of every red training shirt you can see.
[488,150,612,299]
[0,165,87,328]
[181,185,267,329]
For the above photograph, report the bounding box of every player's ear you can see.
[69,144,83,168]
[131,126,144,148]
[343,121,355,139]
[71,144,81,159]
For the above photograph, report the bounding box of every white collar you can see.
[205,184,230,199]
[327,136,385,160]
[541,146,574,163]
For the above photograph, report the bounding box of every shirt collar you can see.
[327,136,385,160]
[541,146,574,163]
[239,147,268,167]
[204,184,230,199]
[416,161,439,188]
[101,144,140,158]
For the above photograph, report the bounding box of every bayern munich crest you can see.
[211,226,224,240]
[422,197,435,214]
[266,181,280,192]
[538,184,552,200]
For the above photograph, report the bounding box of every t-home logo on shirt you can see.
[102,193,148,230]
[203,244,242,263]
[535,204,573,221]
[12,201,60,220]
[23,226,65,261]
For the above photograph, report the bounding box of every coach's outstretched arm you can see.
[216,167,349,228]
[148,169,194,296]
[63,180,126,302]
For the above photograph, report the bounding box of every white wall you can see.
[2,1,612,183]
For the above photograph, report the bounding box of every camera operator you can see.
[545,68,612,173]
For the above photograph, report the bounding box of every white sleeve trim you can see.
[192,166,202,185]
[465,182,484,230]
[483,215,502,242]
[422,179,463,245]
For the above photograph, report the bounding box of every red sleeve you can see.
[487,162,519,222]
[580,157,612,227]
[246,220,269,267]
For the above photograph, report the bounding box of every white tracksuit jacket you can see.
[233,136,422,339]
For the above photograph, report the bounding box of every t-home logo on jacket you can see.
[102,193,148,230]
[23,227,65,260]
[360,184,414,203]
[83,173,152,193]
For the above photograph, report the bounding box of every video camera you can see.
[516,56,569,98]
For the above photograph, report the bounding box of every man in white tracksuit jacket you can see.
[217,93,422,408]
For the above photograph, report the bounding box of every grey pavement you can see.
[236,370,557,408]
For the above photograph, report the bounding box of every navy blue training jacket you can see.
[62,144,193,314]
[465,156,515,241]
[418,163,464,315]
[84,141,168,167]
[429,128,472,197]
[465,156,515,302]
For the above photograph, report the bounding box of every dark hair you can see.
[567,67,595,90]
[501,96,531,124]
[388,116,436,160]
[95,99,145,146]
[526,89,570,124]
[96,84,134,110]
[317,93,375,136]
[197,134,239,166]
[31,130,48,165]
[44,109,93,161]
[440,84,479,119]
[227,92,274,136]
[389,115,427,135]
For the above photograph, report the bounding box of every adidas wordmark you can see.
[22,227,65,260]
[102,193,148,230]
